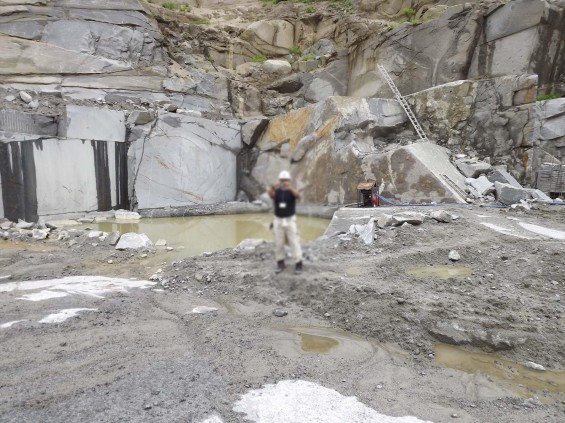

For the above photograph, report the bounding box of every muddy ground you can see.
[0,206,564,422]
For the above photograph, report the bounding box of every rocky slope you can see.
[0,0,564,220]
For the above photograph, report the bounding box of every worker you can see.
[268,170,303,275]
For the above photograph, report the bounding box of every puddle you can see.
[406,265,472,280]
[300,333,339,353]
[80,213,329,259]
[435,344,565,400]
[275,327,374,358]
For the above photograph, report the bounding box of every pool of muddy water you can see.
[406,265,472,280]
[435,344,565,402]
[83,213,329,258]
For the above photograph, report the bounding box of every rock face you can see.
[0,132,128,222]
[129,112,242,209]
[348,4,482,97]
[407,75,537,181]
[241,20,295,56]
[468,0,565,93]
[248,96,407,204]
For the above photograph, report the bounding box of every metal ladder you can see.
[377,64,430,143]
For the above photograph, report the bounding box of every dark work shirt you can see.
[274,188,296,218]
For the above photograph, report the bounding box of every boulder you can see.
[115,232,152,250]
[466,176,495,197]
[391,212,425,226]
[155,239,167,246]
[531,189,552,202]
[430,210,453,223]
[267,74,304,94]
[15,219,34,229]
[495,181,531,205]
[87,230,103,238]
[31,228,48,240]
[59,105,125,142]
[364,143,467,204]
[19,91,32,103]
[448,250,461,261]
[262,60,292,76]
[455,159,491,178]
[377,214,394,229]
[105,231,121,245]
[348,218,375,245]
[487,169,522,188]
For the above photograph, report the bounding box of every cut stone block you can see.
[59,105,125,142]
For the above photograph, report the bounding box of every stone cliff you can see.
[0,0,564,220]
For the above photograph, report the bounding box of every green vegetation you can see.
[537,93,562,101]
[162,2,191,12]
[252,54,268,63]
[304,6,315,13]
[329,0,352,13]
[403,7,417,21]
[289,46,302,55]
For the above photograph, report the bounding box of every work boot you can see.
[294,261,303,275]
[275,260,285,273]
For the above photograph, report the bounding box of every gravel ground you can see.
[0,206,564,422]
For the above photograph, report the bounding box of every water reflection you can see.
[88,213,328,256]
[435,344,565,401]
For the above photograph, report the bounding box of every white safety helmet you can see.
[278,170,291,180]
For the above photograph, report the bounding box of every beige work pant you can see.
[273,215,303,263]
